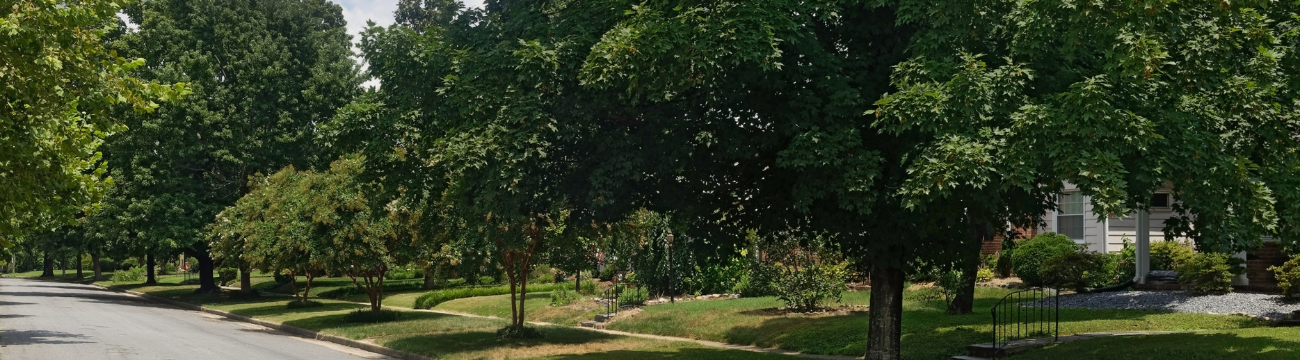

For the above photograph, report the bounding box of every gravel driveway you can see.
[1044,291,1300,320]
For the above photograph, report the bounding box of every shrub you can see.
[976,268,995,283]
[342,309,401,323]
[120,258,140,271]
[770,261,850,312]
[1151,240,1195,270]
[497,325,543,339]
[1175,252,1234,294]
[385,268,419,280]
[550,288,579,306]
[1011,233,1078,286]
[579,279,598,295]
[931,266,966,310]
[1270,257,1300,299]
[412,283,564,309]
[1041,252,1109,291]
[112,267,144,283]
[996,239,1016,278]
[217,268,238,286]
[273,271,294,285]
[285,300,324,309]
[598,267,617,282]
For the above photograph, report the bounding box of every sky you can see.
[335,0,485,42]
[334,0,485,87]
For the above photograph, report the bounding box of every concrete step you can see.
[578,321,605,329]
[594,313,616,323]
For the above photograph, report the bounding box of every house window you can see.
[1058,192,1085,241]
[1151,193,1170,208]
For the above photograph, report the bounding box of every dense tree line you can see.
[7,1,1300,359]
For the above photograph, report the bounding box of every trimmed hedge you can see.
[1011,232,1078,286]
[413,283,565,309]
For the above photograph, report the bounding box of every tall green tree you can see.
[0,0,185,245]
[103,0,362,293]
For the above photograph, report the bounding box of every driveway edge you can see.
[91,284,436,360]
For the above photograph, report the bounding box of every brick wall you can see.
[1244,242,1289,291]
[981,227,1039,256]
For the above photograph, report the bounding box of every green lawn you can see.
[84,279,795,360]
[433,292,605,326]
[1016,327,1300,360]
[605,287,1270,360]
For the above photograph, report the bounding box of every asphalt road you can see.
[0,277,394,360]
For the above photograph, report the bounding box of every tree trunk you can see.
[949,223,988,315]
[76,253,83,279]
[303,272,315,300]
[191,249,219,294]
[92,252,102,281]
[867,264,904,360]
[61,257,66,276]
[238,265,258,296]
[575,271,581,293]
[40,253,54,277]
[423,266,438,290]
[145,253,157,285]
[288,269,299,301]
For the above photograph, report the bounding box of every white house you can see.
[1035,182,1285,289]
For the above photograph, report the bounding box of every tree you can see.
[102,0,362,294]
[0,0,184,244]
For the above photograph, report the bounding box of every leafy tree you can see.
[0,0,185,244]
[102,0,362,293]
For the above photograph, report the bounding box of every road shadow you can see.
[0,329,95,345]
[0,314,31,319]
[10,283,100,292]
[0,301,35,306]
[0,291,182,310]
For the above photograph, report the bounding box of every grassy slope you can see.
[85,278,793,360]
[1017,327,1300,360]
[606,288,1268,360]
[433,292,604,326]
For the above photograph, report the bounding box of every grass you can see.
[605,287,1271,360]
[433,292,605,326]
[1016,327,1300,360]
[78,276,795,359]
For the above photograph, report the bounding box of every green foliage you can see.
[217,268,238,287]
[1011,233,1078,286]
[0,0,187,239]
[549,288,579,307]
[1041,252,1110,292]
[996,240,1017,278]
[112,267,144,283]
[1151,241,1196,271]
[930,266,967,309]
[1269,257,1300,299]
[412,283,565,309]
[769,259,850,312]
[976,268,995,283]
[1176,253,1235,294]
[496,325,543,340]
[385,268,421,281]
[342,309,401,323]
[120,258,140,271]
[285,300,324,309]
[579,279,598,295]
[616,285,649,306]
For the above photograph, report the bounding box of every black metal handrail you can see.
[991,287,1059,358]
[603,283,643,315]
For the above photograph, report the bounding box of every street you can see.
[0,277,393,360]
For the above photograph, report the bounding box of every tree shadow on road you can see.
[0,329,94,345]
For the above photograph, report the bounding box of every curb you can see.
[91,284,435,360]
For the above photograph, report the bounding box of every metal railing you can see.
[602,283,644,315]
[991,287,1059,358]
